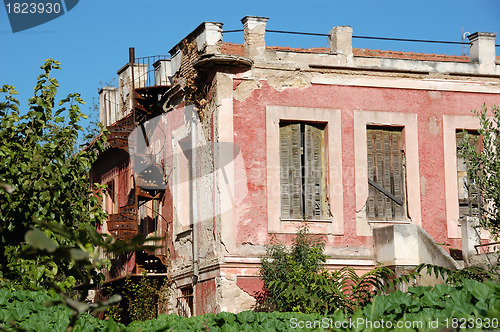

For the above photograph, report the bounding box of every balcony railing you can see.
[134,55,171,88]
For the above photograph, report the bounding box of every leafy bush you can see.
[127,311,328,332]
[102,275,171,324]
[268,266,393,315]
[414,262,490,285]
[0,288,120,332]
[260,225,326,311]
[0,60,108,291]
[1,60,164,329]
[359,278,500,331]
[260,225,393,314]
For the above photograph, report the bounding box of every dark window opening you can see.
[177,286,193,317]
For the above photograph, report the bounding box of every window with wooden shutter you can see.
[366,127,405,221]
[456,131,481,218]
[280,122,327,220]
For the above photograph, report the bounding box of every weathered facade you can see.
[92,16,500,315]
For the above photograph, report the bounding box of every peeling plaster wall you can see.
[163,60,500,315]
[161,26,500,315]
[216,276,256,313]
[195,278,217,315]
[232,75,500,254]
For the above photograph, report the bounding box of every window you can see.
[366,127,406,221]
[456,131,481,219]
[177,286,193,317]
[267,106,343,234]
[105,180,118,214]
[280,122,327,220]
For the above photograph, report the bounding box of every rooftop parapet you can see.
[468,32,497,72]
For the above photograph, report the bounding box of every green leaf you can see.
[25,228,58,252]
[69,248,89,260]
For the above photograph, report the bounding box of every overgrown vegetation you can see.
[260,225,394,314]
[415,263,491,285]
[259,224,500,318]
[0,60,162,330]
[0,289,114,331]
[103,275,171,324]
[3,281,500,331]
[260,225,326,311]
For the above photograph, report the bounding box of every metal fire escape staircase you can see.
[105,49,171,275]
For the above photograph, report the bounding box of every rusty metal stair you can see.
[133,86,170,124]
[106,114,136,150]
[135,251,167,274]
[108,205,138,240]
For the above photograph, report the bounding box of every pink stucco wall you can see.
[196,278,216,316]
[233,80,500,251]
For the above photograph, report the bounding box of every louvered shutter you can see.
[304,124,325,220]
[280,123,302,219]
[366,129,405,221]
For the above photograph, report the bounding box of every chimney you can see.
[241,16,269,60]
[329,26,353,58]
[196,22,223,54]
[99,87,118,127]
[467,32,497,68]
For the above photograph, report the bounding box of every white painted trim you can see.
[217,72,237,253]
[311,76,500,94]
[266,105,344,234]
[442,115,489,239]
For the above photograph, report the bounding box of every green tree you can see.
[458,104,500,238]
[0,59,107,291]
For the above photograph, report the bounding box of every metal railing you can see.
[134,55,170,88]
[223,29,500,48]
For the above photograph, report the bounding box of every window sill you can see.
[175,227,193,240]
[281,218,333,223]
[368,220,411,224]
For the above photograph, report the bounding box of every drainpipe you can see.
[190,106,199,314]
[129,47,135,123]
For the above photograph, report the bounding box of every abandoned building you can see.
[90,16,500,315]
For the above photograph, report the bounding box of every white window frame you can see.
[354,110,421,236]
[443,115,489,240]
[266,106,343,235]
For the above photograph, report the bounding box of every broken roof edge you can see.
[193,53,253,71]
[168,21,224,56]
[161,16,498,74]
[221,41,480,64]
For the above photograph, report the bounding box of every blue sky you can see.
[1,0,499,125]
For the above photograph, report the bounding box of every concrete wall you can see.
[373,224,460,269]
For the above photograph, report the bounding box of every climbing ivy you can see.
[103,274,171,324]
